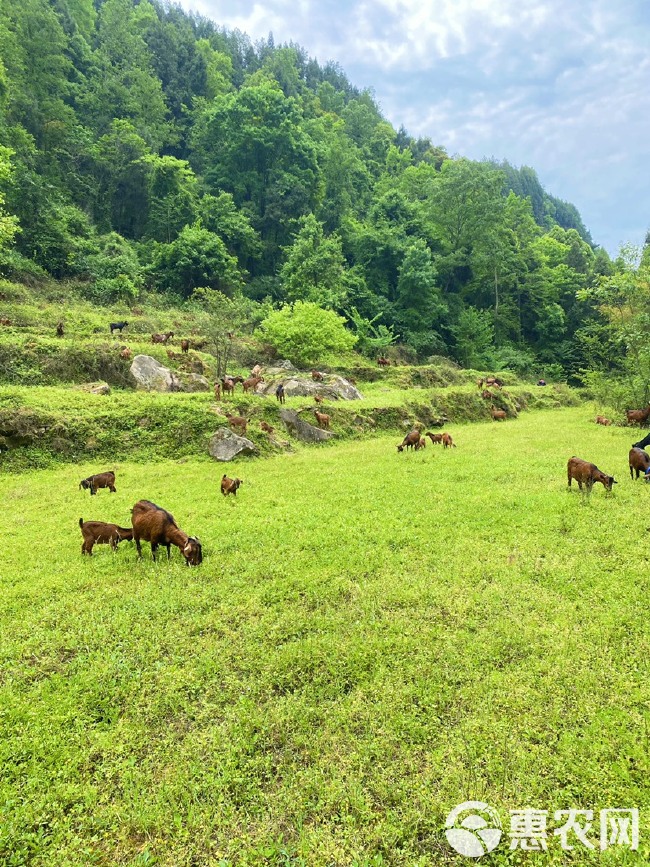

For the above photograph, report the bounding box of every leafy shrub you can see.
[255,301,356,365]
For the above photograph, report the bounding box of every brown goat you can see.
[397,429,421,452]
[180,339,190,353]
[0,316,11,326]
[426,432,443,445]
[441,432,456,448]
[119,347,132,360]
[314,395,324,404]
[485,376,503,388]
[567,456,617,493]
[214,382,221,401]
[260,421,274,434]
[377,356,390,367]
[311,369,324,381]
[226,413,248,434]
[313,409,330,428]
[414,436,426,450]
[151,331,174,344]
[491,408,507,421]
[79,517,133,555]
[243,375,264,393]
[221,377,235,396]
[595,415,611,426]
[221,474,243,496]
[275,383,286,404]
[626,406,650,426]
[481,389,495,400]
[56,322,64,337]
[131,500,202,565]
[79,471,116,496]
[629,447,650,479]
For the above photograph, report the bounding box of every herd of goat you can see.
[71,323,650,563]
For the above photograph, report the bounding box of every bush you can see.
[255,301,356,366]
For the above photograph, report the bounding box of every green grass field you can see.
[2,407,649,866]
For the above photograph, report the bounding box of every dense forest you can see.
[0,0,645,379]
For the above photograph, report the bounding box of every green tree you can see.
[255,301,356,365]
[451,306,495,368]
[280,214,349,309]
[0,146,19,253]
[142,154,198,243]
[150,222,244,298]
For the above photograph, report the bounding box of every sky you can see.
[177,0,650,257]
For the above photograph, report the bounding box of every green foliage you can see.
[150,222,244,298]
[255,301,356,365]
[79,232,143,303]
[344,306,398,356]
[280,214,349,309]
[451,306,495,368]
[0,0,619,373]
[577,244,650,402]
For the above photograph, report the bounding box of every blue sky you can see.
[178,0,650,256]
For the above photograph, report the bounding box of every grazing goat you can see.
[481,389,495,400]
[119,347,132,360]
[180,339,190,353]
[56,322,64,337]
[214,382,221,401]
[79,518,132,556]
[314,395,324,404]
[426,432,443,445]
[151,331,174,344]
[226,413,248,434]
[243,375,264,393]
[595,415,611,426]
[629,447,650,479]
[311,369,324,381]
[276,383,285,404]
[221,475,243,496]
[79,470,116,496]
[260,421,274,434]
[377,356,390,367]
[567,457,617,493]
[537,379,547,386]
[414,436,426,450]
[626,406,650,426]
[313,410,330,429]
[485,376,503,388]
[397,430,421,452]
[491,408,507,421]
[110,321,128,335]
[131,500,202,565]
[0,316,11,326]
[441,432,456,448]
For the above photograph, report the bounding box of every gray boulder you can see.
[208,428,258,461]
[261,375,362,401]
[180,373,210,392]
[264,359,297,375]
[130,355,182,392]
[280,409,334,442]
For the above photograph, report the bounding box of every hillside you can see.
[0,0,614,374]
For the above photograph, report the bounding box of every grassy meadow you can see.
[2,406,650,865]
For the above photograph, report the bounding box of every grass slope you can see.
[2,407,649,865]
